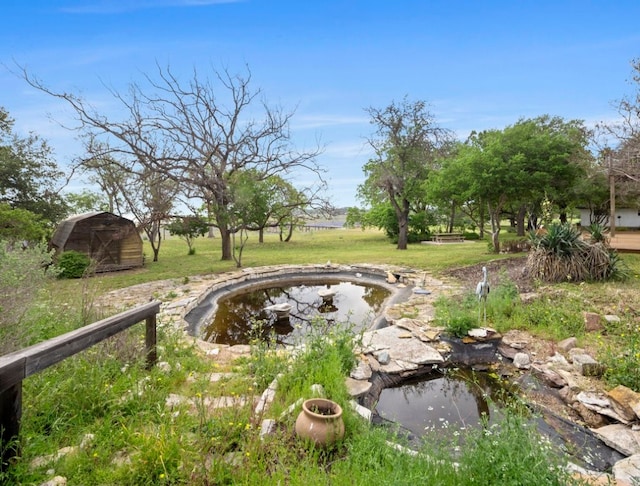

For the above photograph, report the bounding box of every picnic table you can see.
[432,233,465,243]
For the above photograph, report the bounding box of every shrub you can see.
[57,250,92,279]
[0,240,57,354]
[434,293,479,337]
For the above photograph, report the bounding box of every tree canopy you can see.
[0,107,68,225]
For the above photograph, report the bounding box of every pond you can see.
[201,280,391,345]
[375,368,511,436]
[372,368,623,471]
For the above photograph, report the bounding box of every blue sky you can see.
[2,0,640,208]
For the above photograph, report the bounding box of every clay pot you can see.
[295,398,345,447]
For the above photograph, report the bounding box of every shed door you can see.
[90,230,121,265]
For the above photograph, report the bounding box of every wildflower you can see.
[159,473,165,479]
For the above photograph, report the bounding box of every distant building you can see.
[578,207,640,229]
[50,212,144,272]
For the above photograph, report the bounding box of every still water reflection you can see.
[375,369,512,437]
[203,280,390,345]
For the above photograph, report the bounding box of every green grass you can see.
[60,228,513,294]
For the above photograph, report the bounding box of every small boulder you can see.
[607,385,640,422]
[572,353,604,377]
[583,312,604,332]
[557,337,577,353]
[513,352,531,370]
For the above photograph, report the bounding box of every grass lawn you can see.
[78,228,514,293]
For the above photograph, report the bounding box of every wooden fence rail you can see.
[0,300,161,468]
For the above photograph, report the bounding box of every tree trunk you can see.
[516,205,526,237]
[396,200,410,250]
[259,228,264,243]
[219,226,232,260]
[487,201,501,253]
[284,222,294,242]
[559,210,568,224]
[448,201,456,233]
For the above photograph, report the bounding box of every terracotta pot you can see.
[295,398,345,447]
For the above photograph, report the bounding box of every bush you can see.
[57,250,92,279]
[435,293,480,337]
[0,240,57,354]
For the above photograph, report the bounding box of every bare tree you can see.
[21,64,325,261]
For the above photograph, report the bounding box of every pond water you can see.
[375,369,511,437]
[373,369,623,471]
[202,280,391,345]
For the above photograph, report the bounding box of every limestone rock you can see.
[591,424,640,456]
[557,337,577,353]
[604,314,622,324]
[572,353,604,377]
[513,352,531,369]
[39,476,67,486]
[345,377,372,397]
[607,385,640,422]
[612,454,640,484]
[531,364,567,388]
[350,359,372,380]
[583,312,604,332]
[577,391,629,424]
[573,402,609,428]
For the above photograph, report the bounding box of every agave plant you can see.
[526,223,626,282]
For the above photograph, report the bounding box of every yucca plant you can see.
[527,222,627,282]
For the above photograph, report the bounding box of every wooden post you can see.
[609,154,616,237]
[0,384,21,469]
[145,313,157,370]
[0,359,24,470]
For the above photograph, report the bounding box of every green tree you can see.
[0,107,68,224]
[166,215,209,255]
[444,117,591,252]
[64,189,109,215]
[359,97,452,249]
[0,204,49,242]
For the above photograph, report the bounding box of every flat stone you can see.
[350,359,372,380]
[608,385,640,422]
[604,315,621,324]
[591,424,640,456]
[612,454,640,484]
[361,326,443,369]
[576,390,630,423]
[468,328,488,338]
[557,337,577,353]
[498,343,518,360]
[345,377,372,397]
[531,364,567,388]
[572,353,604,377]
[379,359,420,374]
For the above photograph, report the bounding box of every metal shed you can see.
[50,212,144,272]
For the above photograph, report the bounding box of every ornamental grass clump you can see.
[526,223,627,283]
